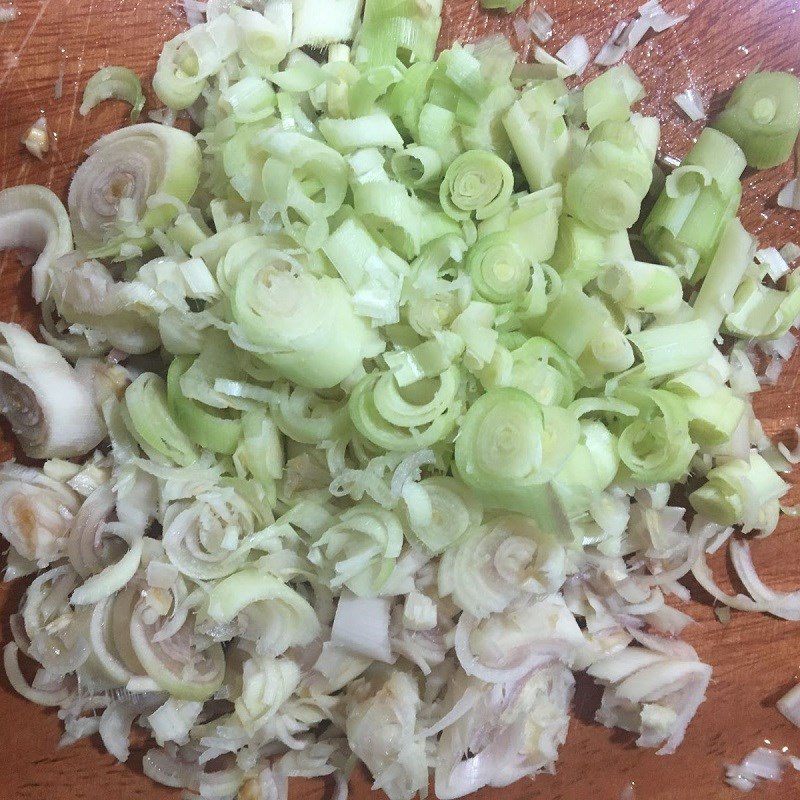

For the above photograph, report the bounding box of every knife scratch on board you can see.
[0,0,53,89]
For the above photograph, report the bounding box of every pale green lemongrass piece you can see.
[479,184,563,265]
[550,216,633,286]
[439,149,514,222]
[67,123,201,256]
[123,373,198,467]
[153,14,238,109]
[391,145,444,190]
[582,64,644,129]
[348,368,463,452]
[503,79,570,191]
[713,71,800,169]
[540,282,610,359]
[234,2,292,68]
[628,320,714,379]
[218,76,277,123]
[167,356,242,455]
[598,259,683,315]
[565,119,654,233]
[319,112,404,153]
[453,387,576,537]
[723,271,800,340]
[230,262,380,390]
[642,127,746,280]
[690,450,788,527]
[291,0,362,48]
[80,66,145,122]
[613,386,696,484]
[692,217,755,334]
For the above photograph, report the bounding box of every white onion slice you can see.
[99,695,162,762]
[70,525,143,605]
[595,20,629,66]
[182,0,206,26]
[730,539,800,620]
[638,0,687,31]
[756,247,791,280]
[726,747,800,790]
[0,462,80,565]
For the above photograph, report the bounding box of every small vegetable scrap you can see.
[21,115,49,159]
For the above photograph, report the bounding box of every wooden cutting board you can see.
[2,1,800,798]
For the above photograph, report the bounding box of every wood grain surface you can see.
[2,1,800,799]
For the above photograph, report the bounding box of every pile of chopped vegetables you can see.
[1,0,800,798]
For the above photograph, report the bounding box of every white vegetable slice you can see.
[555,35,591,76]
[0,323,105,458]
[674,89,705,121]
[291,0,362,47]
[331,592,393,662]
[0,185,72,302]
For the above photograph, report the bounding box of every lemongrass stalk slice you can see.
[80,66,145,122]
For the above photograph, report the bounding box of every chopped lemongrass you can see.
[556,35,591,76]
[674,88,706,121]
[80,66,145,122]
[778,178,800,210]
[1,7,799,800]
[713,72,800,169]
[21,115,49,159]
[481,0,525,11]
[528,7,554,42]
[756,247,791,281]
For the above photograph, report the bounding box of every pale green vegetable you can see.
[4,4,799,799]
[439,149,514,221]
[454,387,576,536]
[713,71,800,169]
[690,451,788,527]
[67,123,201,256]
[80,66,145,121]
[206,568,320,653]
[123,373,198,467]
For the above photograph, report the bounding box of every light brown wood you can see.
[2,1,800,798]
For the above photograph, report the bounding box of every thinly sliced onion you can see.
[638,0,687,31]
[142,747,198,789]
[595,21,630,66]
[129,602,225,700]
[726,747,799,791]
[729,539,800,620]
[0,462,80,565]
[100,694,163,762]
